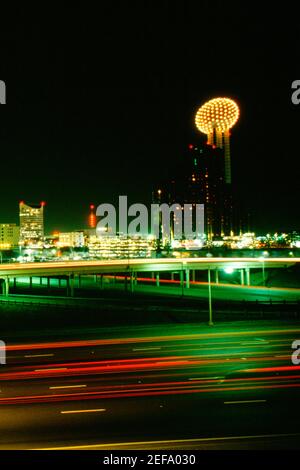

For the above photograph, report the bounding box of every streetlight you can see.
[261,259,265,286]
[259,253,268,286]
[224,267,234,274]
[181,261,186,297]
[208,267,213,326]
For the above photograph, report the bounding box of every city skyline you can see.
[0,3,299,455]
[0,93,299,236]
[0,4,299,234]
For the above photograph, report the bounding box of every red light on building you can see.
[188,144,194,150]
[41,201,46,207]
[19,200,24,205]
[89,204,96,228]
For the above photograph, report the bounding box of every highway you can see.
[3,273,300,302]
[127,281,300,301]
[100,276,300,301]
[0,321,300,449]
[0,257,298,279]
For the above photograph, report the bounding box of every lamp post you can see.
[259,254,268,286]
[181,261,184,297]
[208,268,213,326]
[262,259,265,286]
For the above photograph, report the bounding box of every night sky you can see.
[0,2,299,234]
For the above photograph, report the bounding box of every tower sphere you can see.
[195,97,239,134]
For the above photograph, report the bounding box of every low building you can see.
[0,224,20,249]
[57,231,85,248]
[88,234,154,259]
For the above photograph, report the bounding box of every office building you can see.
[154,142,234,241]
[0,224,20,249]
[19,201,45,244]
[88,234,154,259]
[57,231,85,248]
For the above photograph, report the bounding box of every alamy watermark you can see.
[291,80,300,105]
[0,80,6,104]
[96,196,204,240]
[291,340,300,365]
[0,340,6,365]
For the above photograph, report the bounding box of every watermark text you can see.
[0,81,6,104]
[291,80,300,105]
[0,340,6,365]
[291,340,300,365]
[96,196,204,240]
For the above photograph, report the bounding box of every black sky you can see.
[0,2,299,234]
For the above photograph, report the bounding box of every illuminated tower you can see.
[195,98,239,184]
[19,201,45,243]
[89,204,97,228]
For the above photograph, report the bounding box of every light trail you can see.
[0,257,298,276]
[189,376,222,381]
[49,385,87,390]
[105,274,300,293]
[0,373,299,406]
[34,433,300,450]
[5,327,300,353]
[224,400,267,405]
[60,408,106,414]
[0,354,296,382]
[132,347,161,351]
[25,354,54,358]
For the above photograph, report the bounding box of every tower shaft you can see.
[224,129,231,184]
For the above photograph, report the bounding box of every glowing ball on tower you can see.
[195,97,239,184]
[195,97,239,134]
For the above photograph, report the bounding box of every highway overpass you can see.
[0,257,298,296]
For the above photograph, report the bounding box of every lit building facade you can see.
[19,202,45,244]
[88,234,154,259]
[0,224,20,249]
[57,231,85,248]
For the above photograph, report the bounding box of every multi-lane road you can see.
[0,257,298,278]
[4,272,300,302]
[0,321,300,449]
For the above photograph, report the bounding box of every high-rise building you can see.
[195,97,239,185]
[193,97,240,238]
[0,224,20,249]
[153,142,235,241]
[153,99,240,242]
[19,201,45,244]
[186,143,234,239]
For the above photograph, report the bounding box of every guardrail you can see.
[0,296,299,309]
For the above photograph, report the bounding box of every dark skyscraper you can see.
[186,143,235,239]
[154,141,236,241]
